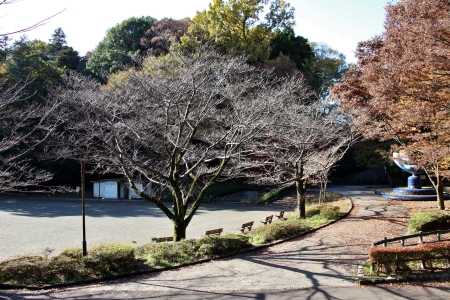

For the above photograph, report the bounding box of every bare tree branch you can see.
[0,81,65,192]
[49,49,313,240]
[0,1,66,37]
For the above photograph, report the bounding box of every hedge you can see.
[368,242,450,274]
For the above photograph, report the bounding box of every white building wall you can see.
[103,181,118,199]
[93,182,107,198]
[93,180,151,199]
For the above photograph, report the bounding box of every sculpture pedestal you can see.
[407,175,421,189]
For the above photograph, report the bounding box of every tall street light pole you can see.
[79,159,88,257]
[97,163,101,201]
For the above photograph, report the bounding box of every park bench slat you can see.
[275,210,285,220]
[240,221,254,233]
[261,215,273,225]
[155,236,173,243]
[205,228,223,236]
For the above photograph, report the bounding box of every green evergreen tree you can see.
[86,16,155,78]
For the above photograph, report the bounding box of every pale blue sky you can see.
[2,0,392,62]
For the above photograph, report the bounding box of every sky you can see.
[1,0,392,63]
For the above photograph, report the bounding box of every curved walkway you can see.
[2,186,450,299]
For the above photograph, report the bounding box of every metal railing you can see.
[372,229,450,247]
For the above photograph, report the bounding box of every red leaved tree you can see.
[330,0,450,209]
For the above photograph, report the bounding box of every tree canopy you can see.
[50,49,317,239]
[0,29,82,97]
[330,0,450,209]
[140,18,192,56]
[309,42,348,99]
[181,0,295,63]
[86,16,155,77]
[1,37,61,96]
[269,27,313,72]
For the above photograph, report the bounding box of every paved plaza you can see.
[0,198,281,261]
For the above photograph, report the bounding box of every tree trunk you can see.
[173,219,187,241]
[296,180,306,219]
[320,177,329,203]
[436,176,445,210]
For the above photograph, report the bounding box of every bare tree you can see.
[0,0,65,37]
[49,50,313,240]
[0,81,63,192]
[313,167,332,204]
[246,96,358,218]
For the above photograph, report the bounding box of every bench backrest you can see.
[241,221,254,229]
[278,210,285,218]
[156,236,173,243]
[240,221,254,233]
[266,215,273,222]
[205,228,223,236]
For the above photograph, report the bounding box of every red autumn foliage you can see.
[330,0,450,210]
[369,241,450,265]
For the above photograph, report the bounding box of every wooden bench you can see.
[240,221,254,233]
[261,215,273,225]
[275,210,285,220]
[205,228,223,236]
[154,236,173,243]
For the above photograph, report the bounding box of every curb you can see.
[358,272,450,285]
[0,197,354,291]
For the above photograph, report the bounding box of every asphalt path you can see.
[1,285,450,299]
[0,198,282,261]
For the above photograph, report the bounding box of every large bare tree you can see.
[50,50,313,240]
[0,81,63,192]
[246,97,358,218]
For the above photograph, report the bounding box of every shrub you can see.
[82,243,136,275]
[305,205,321,217]
[0,256,45,284]
[368,242,450,274]
[136,235,252,268]
[304,204,342,219]
[60,248,83,260]
[319,205,342,220]
[135,239,198,267]
[248,219,311,244]
[0,255,84,285]
[408,211,450,233]
[196,234,251,257]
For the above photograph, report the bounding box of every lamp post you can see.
[78,159,88,257]
[97,163,101,200]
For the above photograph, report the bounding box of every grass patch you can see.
[257,184,294,204]
[408,210,450,233]
[249,202,347,244]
